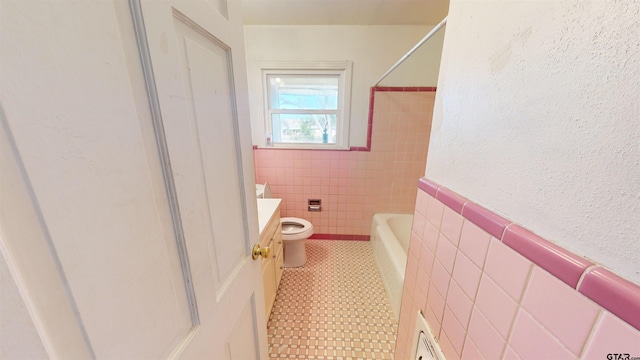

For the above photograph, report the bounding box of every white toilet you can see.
[256,183,314,267]
[280,217,313,267]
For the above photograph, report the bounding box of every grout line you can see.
[503,263,535,358]
[579,309,604,358]
[501,222,517,242]
[499,223,514,242]
[460,200,472,214]
[505,265,593,358]
[576,264,599,290]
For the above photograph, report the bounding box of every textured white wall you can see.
[244,25,444,146]
[427,1,640,283]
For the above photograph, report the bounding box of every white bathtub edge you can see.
[371,213,412,320]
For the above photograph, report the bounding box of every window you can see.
[262,62,352,149]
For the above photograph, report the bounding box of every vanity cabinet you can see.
[259,204,283,317]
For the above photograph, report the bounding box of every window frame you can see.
[260,61,352,150]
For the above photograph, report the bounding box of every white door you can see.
[0,0,267,358]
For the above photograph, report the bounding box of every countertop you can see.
[257,198,281,235]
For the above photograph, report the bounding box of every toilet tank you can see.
[256,183,272,198]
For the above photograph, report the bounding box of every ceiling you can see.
[241,0,449,25]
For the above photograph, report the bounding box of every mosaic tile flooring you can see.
[267,240,398,359]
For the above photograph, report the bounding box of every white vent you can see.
[410,311,446,360]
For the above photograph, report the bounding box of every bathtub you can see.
[370,213,412,319]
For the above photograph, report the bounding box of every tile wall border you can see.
[417,177,640,331]
[253,87,437,152]
[309,234,370,241]
[578,267,640,330]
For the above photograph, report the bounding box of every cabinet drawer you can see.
[258,205,281,317]
[262,254,276,316]
[275,249,284,287]
[272,223,283,256]
[260,209,280,247]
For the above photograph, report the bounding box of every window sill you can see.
[253,145,369,152]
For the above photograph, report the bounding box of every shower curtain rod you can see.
[374,16,447,87]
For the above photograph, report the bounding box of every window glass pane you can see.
[268,76,338,110]
[271,114,337,144]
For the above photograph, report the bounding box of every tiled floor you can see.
[267,240,398,359]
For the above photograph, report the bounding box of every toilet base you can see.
[283,239,307,267]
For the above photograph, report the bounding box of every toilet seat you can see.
[280,217,314,240]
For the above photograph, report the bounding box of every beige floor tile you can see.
[268,240,397,359]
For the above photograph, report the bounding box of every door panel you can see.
[206,0,228,19]
[1,110,92,359]
[0,0,266,358]
[1,1,194,358]
[138,0,267,358]
[176,20,246,286]
[226,301,259,360]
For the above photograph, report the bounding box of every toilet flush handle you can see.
[252,244,271,260]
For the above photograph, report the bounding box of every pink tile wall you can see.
[394,178,640,360]
[254,89,435,236]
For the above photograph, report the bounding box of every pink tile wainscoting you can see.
[394,177,640,360]
[254,88,436,236]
